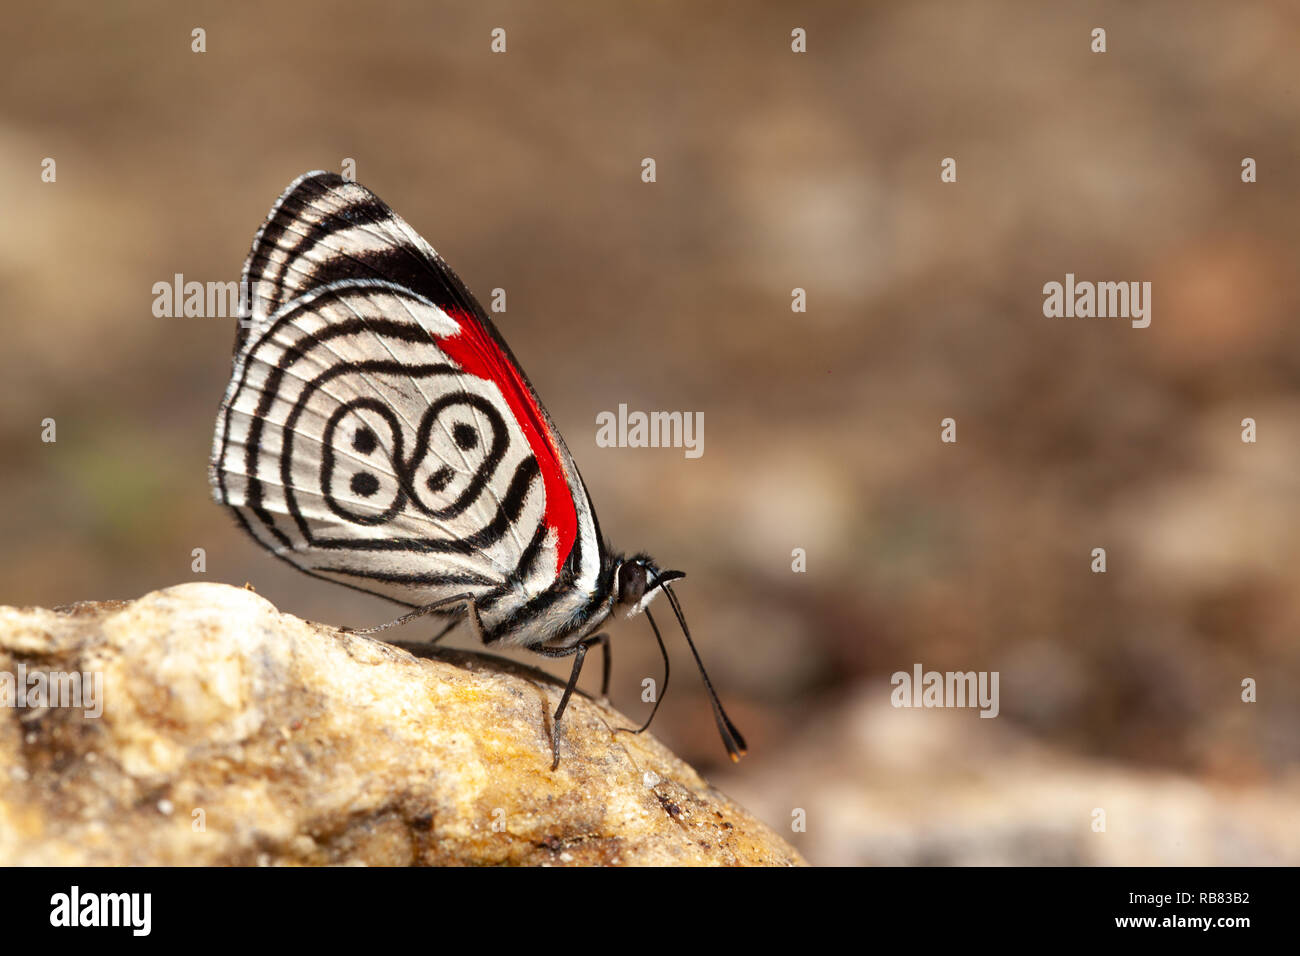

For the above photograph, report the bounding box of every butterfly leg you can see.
[584,632,611,700]
[426,614,467,646]
[534,633,609,770]
[341,592,487,644]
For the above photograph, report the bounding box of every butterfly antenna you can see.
[618,606,671,736]
[661,582,747,762]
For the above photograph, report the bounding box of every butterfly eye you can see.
[618,561,647,605]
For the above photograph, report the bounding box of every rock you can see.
[0,583,802,866]
[717,688,1300,866]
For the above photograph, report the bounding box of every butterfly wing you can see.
[211,172,610,645]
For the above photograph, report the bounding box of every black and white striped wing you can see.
[210,172,608,646]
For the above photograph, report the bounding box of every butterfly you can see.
[210,171,746,768]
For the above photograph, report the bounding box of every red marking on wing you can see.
[436,308,577,575]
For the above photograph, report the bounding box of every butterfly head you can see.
[607,553,747,763]
[611,554,683,618]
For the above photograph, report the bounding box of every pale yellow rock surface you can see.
[0,583,803,866]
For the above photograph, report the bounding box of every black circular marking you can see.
[426,466,455,493]
[352,425,377,455]
[351,472,380,497]
[408,392,509,520]
[453,422,478,450]
[318,397,406,528]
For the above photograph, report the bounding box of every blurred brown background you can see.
[2,1,1298,865]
